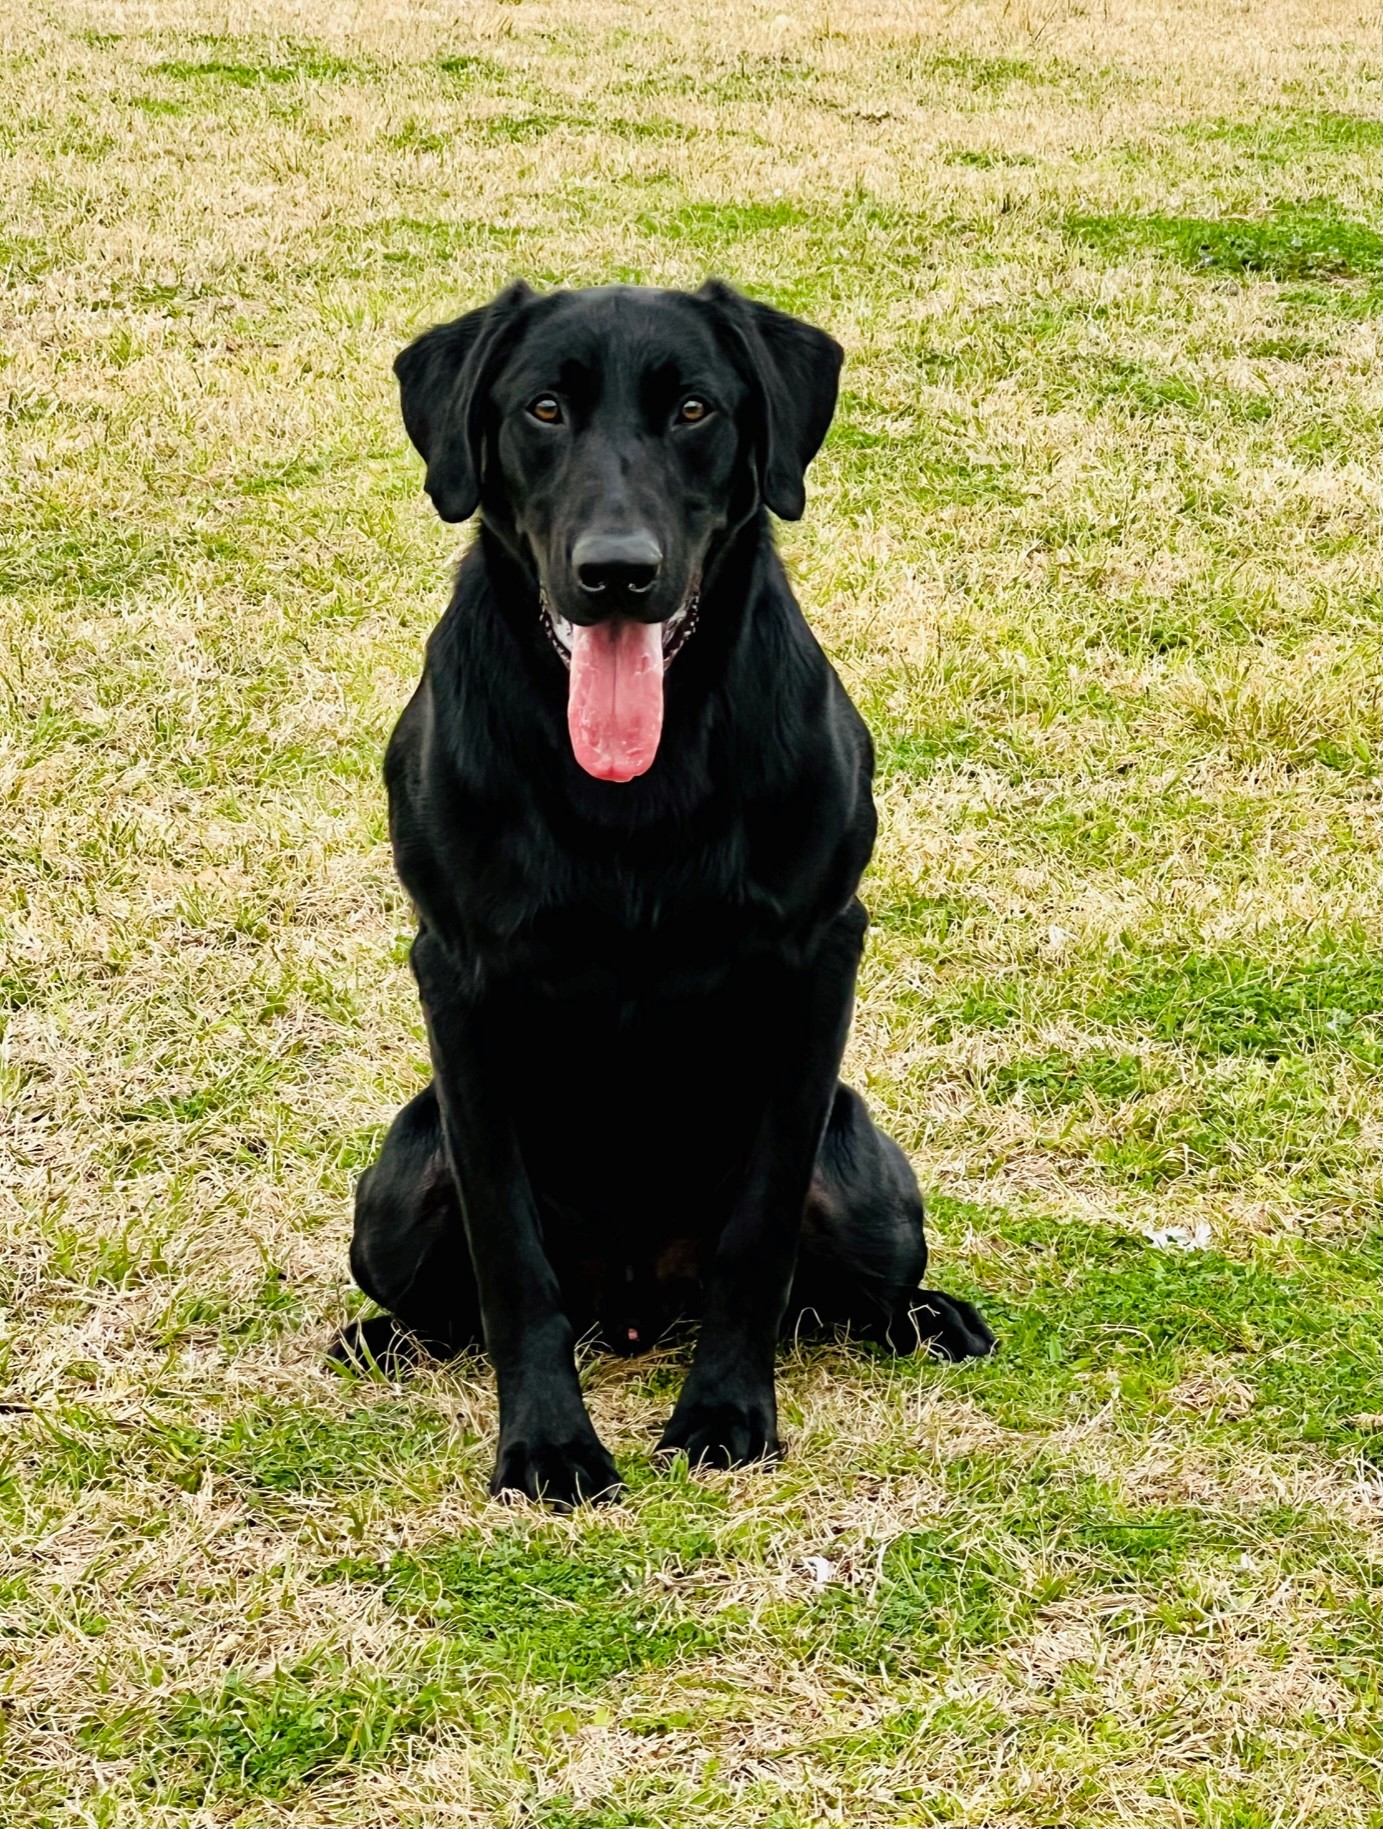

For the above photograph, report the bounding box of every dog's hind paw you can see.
[900,1290,996,1361]
[328,1314,431,1376]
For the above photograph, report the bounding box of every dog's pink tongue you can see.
[567,617,664,782]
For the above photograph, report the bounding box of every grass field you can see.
[1,0,1379,1822]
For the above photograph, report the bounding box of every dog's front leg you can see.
[413,931,620,1507]
[657,908,865,1469]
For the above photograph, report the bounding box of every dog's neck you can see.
[452,514,789,831]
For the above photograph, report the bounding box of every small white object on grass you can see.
[1141,1222,1213,1251]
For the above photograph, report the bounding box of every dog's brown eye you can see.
[677,397,709,424]
[529,396,562,424]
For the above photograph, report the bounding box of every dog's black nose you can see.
[573,531,663,598]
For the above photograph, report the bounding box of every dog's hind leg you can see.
[786,1084,995,1361]
[330,1084,483,1372]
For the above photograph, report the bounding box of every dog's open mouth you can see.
[540,592,699,670]
[540,590,699,784]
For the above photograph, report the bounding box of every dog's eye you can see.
[676,397,710,424]
[528,396,563,424]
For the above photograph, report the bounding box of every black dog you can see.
[336,280,993,1505]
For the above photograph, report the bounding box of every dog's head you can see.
[394,282,842,781]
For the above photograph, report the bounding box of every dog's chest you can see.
[499,957,770,1221]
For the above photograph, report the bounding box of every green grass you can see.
[151,54,360,86]
[88,1655,465,1800]
[0,1,1377,1824]
[346,1531,718,1682]
[1068,204,1383,282]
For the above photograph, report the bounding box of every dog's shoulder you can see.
[733,547,874,802]
[697,545,876,924]
[386,544,527,789]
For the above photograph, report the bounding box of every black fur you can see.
[337,282,993,1506]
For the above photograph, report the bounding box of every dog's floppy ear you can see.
[699,281,843,520]
[393,280,534,522]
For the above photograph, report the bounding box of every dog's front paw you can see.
[491,1432,622,1509]
[905,1289,996,1361]
[657,1395,779,1470]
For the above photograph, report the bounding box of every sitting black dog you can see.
[336,280,994,1505]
